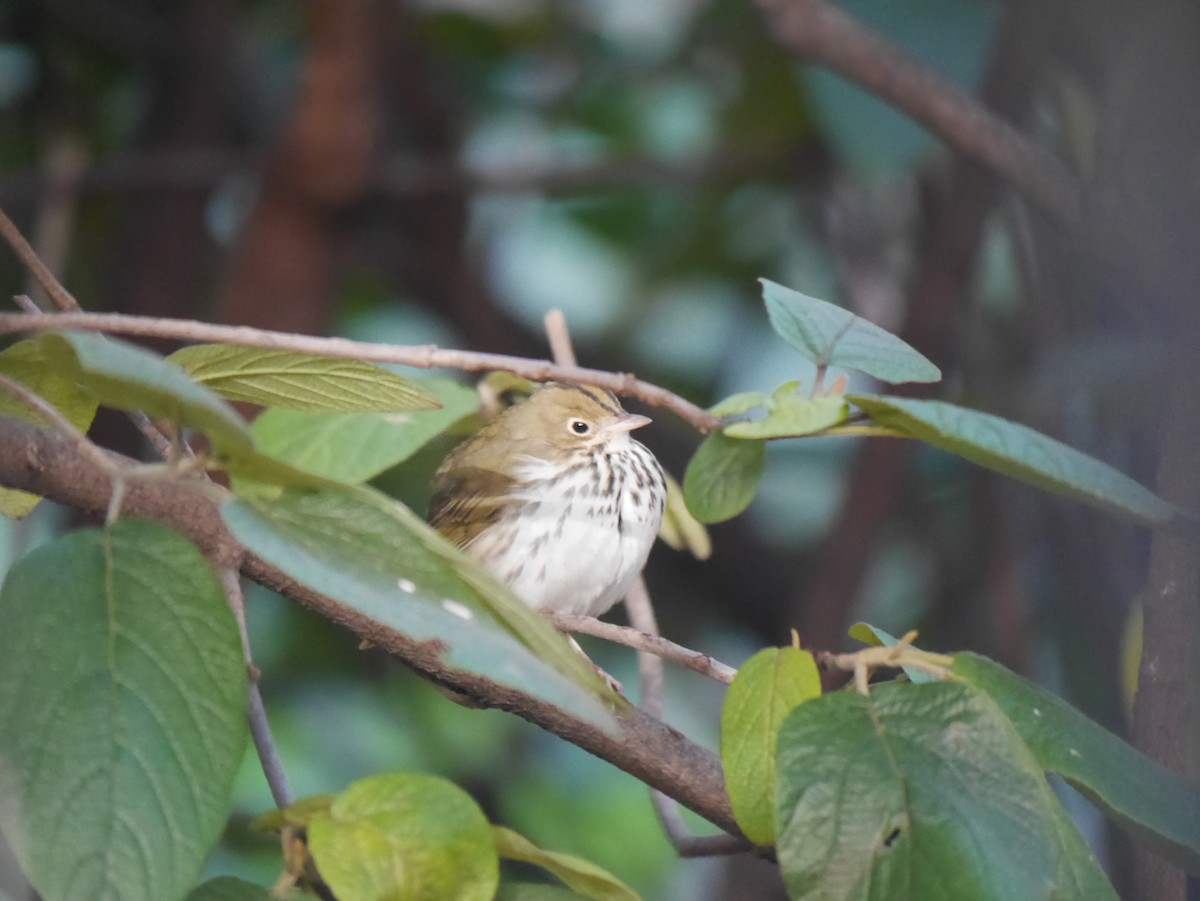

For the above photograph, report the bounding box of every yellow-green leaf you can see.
[249,378,479,484]
[169,344,440,412]
[0,339,98,517]
[657,470,711,560]
[721,646,821,845]
[307,773,498,901]
[493,826,640,901]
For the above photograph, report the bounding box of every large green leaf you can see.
[0,519,247,901]
[493,826,639,901]
[0,339,98,517]
[774,682,1114,901]
[307,772,498,901]
[249,378,478,483]
[848,395,1177,529]
[955,653,1200,871]
[168,344,440,412]
[761,279,941,385]
[683,431,765,523]
[720,646,821,845]
[221,486,618,726]
[38,331,252,456]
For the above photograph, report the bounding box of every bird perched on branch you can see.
[430,381,666,618]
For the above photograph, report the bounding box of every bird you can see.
[429,381,666,619]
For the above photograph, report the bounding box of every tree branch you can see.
[0,310,719,432]
[0,415,741,837]
[753,0,1082,224]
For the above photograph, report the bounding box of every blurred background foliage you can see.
[2,0,1199,898]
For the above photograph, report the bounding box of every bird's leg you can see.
[565,633,624,695]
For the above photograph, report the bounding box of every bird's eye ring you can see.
[569,419,591,435]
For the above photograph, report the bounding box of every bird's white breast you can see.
[467,441,665,617]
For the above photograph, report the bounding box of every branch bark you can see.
[0,415,741,838]
[0,310,719,432]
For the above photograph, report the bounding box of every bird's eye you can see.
[569,419,591,435]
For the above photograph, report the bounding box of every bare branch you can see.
[549,612,737,685]
[0,310,720,432]
[0,416,741,837]
[754,0,1082,224]
[0,207,84,314]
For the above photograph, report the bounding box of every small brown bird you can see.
[430,382,666,618]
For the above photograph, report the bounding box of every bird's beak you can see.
[607,413,652,433]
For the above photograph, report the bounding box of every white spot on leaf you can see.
[442,599,474,620]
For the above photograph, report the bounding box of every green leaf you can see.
[221,486,618,727]
[955,652,1200,871]
[775,681,1114,901]
[848,395,1178,529]
[185,876,272,901]
[249,378,479,483]
[38,331,253,456]
[723,384,848,439]
[657,470,711,560]
[761,279,941,384]
[168,344,440,412]
[307,772,498,901]
[709,391,771,418]
[493,826,640,901]
[683,432,765,523]
[721,647,821,845]
[0,339,98,517]
[848,622,938,684]
[0,519,248,901]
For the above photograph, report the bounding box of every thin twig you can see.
[624,576,667,713]
[0,206,83,313]
[27,135,86,309]
[220,566,293,809]
[548,612,737,685]
[618,578,754,857]
[11,294,39,314]
[543,309,578,369]
[0,310,720,432]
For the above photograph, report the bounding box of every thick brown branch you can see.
[754,0,1082,224]
[0,416,740,836]
[0,311,719,432]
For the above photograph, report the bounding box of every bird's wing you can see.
[428,463,516,549]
